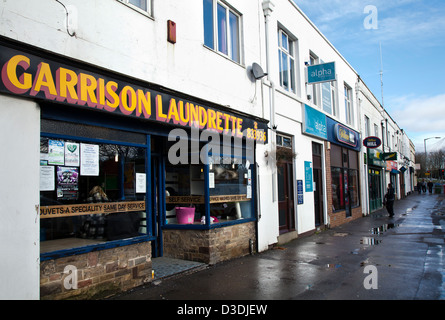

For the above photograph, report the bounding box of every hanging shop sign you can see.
[0,43,267,143]
[382,152,397,161]
[363,136,381,149]
[306,62,336,84]
[386,160,398,172]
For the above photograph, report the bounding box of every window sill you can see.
[40,235,153,261]
[116,0,154,20]
[202,44,245,69]
[163,217,255,230]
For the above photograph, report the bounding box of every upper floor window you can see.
[344,83,353,125]
[278,30,296,93]
[203,0,241,63]
[309,53,320,106]
[364,115,370,137]
[374,123,379,137]
[118,0,152,16]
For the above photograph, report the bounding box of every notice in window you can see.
[40,166,55,191]
[80,143,99,176]
[136,173,146,193]
[48,140,64,165]
[65,142,80,167]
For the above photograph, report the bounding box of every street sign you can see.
[363,136,381,149]
[307,62,336,84]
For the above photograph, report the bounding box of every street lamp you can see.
[424,137,441,176]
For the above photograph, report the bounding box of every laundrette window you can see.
[164,138,254,225]
[39,134,148,254]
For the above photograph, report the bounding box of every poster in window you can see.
[65,142,80,167]
[48,140,64,165]
[80,143,99,176]
[56,166,79,200]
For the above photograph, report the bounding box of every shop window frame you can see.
[39,131,154,262]
[163,141,256,230]
[330,145,360,214]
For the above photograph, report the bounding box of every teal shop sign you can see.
[307,62,336,84]
[304,161,313,192]
[303,104,327,139]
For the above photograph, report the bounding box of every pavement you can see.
[108,192,445,301]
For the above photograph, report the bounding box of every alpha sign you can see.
[307,62,336,84]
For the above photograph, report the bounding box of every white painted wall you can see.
[0,0,264,120]
[256,0,361,248]
[0,95,40,299]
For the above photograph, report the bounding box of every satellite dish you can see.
[251,62,267,80]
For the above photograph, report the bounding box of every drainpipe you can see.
[262,0,277,202]
[262,0,276,131]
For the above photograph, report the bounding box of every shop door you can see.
[312,143,324,226]
[277,160,295,233]
[151,154,165,258]
[369,169,382,212]
[344,168,351,217]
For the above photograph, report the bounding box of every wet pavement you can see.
[109,193,445,301]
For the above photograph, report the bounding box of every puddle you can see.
[360,237,382,245]
[370,223,398,235]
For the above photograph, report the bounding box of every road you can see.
[109,193,445,301]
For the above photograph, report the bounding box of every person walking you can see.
[417,180,422,194]
[427,180,433,194]
[384,183,395,218]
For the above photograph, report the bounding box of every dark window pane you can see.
[203,0,214,48]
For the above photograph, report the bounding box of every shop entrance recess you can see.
[276,134,295,234]
[369,168,382,212]
[312,142,324,226]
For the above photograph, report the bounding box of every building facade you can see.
[0,0,414,299]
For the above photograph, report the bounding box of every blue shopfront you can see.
[0,38,267,298]
[325,117,362,225]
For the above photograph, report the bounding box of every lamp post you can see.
[424,137,441,177]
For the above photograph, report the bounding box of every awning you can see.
[391,169,400,174]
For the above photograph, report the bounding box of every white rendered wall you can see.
[0,94,40,299]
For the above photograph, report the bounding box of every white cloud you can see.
[387,94,445,151]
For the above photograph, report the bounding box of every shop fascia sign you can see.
[0,43,267,144]
[306,62,336,84]
[334,123,358,148]
[303,104,327,139]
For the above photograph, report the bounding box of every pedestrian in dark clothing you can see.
[422,181,426,193]
[417,181,422,194]
[427,181,433,194]
[384,183,395,217]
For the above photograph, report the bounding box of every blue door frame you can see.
[151,154,166,258]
